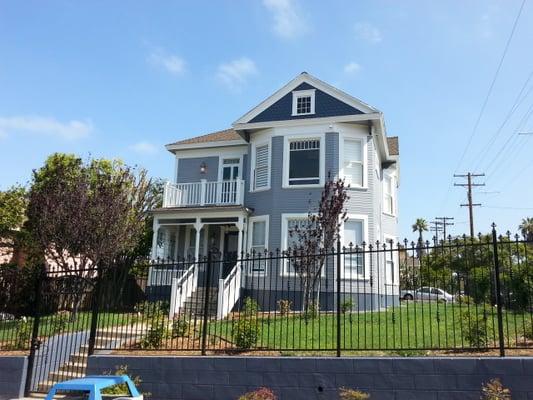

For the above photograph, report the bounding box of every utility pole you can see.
[430,220,444,242]
[454,173,485,237]
[435,216,455,239]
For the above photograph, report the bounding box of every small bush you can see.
[341,298,354,314]
[134,300,169,316]
[302,301,319,321]
[339,387,370,400]
[13,318,32,350]
[524,320,533,341]
[51,310,71,334]
[233,317,260,349]
[102,364,150,397]
[242,297,260,317]
[276,300,292,316]
[140,314,167,349]
[460,308,490,349]
[481,378,511,400]
[171,318,189,338]
[457,294,473,305]
[238,387,277,400]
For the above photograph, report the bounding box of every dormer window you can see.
[292,89,315,116]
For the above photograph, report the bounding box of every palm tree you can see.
[519,217,533,241]
[412,218,429,244]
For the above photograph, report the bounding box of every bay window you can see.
[343,218,366,278]
[343,138,364,187]
[286,139,321,186]
[249,216,269,274]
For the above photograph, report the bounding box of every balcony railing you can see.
[163,179,245,208]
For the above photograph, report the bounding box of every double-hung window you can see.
[343,139,364,187]
[253,143,270,190]
[288,139,321,186]
[249,216,268,274]
[292,89,315,116]
[283,215,311,275]
[384,237,395,284]
[384,175,394,215]
[343,218,365,278]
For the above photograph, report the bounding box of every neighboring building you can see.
[150,72,400,314]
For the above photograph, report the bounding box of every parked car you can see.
[45,375,143,400]
[401,287,455,303]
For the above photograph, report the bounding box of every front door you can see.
[221,158,240,204]
[222,231,239,278]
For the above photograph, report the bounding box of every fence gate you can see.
[25,270,97,394]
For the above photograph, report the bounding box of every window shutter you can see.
[344,139,363,186]
[254,144,269,189]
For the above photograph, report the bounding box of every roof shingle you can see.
[168,128,242,146]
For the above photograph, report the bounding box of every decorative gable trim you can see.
[232,72,378,126]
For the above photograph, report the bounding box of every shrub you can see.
[341,298,354,314]
[238,387,277,400]
[460,308,490,349]
[457,294,473,305]
[339,387,370,400]
[13,318,32,350]
[481,378,511,400]
[134,300,169,316]
[51,310,71,334]
[102,364,150,397]
[524,320,533,341]
[233,317,260,349]
[242,297,260,317]
[171,317,189,338]
[276,300,292,316]
[302,301,319,321]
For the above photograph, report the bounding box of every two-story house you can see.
[151,72,399,314]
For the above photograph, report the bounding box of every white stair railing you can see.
[168,263,198,319]
[216,262,242,320]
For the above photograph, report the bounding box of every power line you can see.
[453,0,527,174]
[430,220,444,242]
[455,173,485,237]
[435,216,455,239]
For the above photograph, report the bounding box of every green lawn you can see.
[209,303,533,351]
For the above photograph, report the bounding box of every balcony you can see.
[162,179,245,208]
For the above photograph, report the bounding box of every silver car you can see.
[401,286,455,302]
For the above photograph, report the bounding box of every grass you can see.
[208,302,533,351]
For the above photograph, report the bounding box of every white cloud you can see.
[216,57,258,91]
[148,50,186,76]
[263,0,308,39]
[344,62,361,74]
[0,115,92,140]
[129,141,158,155]
[354,22,382,43]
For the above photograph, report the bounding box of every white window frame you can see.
[342,137,365,188]
[383,173,395,216]
[383,234,397,285]
[282,134,325,189]
[280,213,326,277]
[340,214,369,280]
[291,89,316,116]
[217,155,242,182]
[184,225,207,259]
[250,139,271,192]
[339,135,368,190]
[247,215,269,276]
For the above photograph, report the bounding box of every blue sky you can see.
[1,0,533,240]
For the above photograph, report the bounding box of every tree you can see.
[26,153,159,314]
[0,185,29,265]
[519,217,533,241]
[288,177,348,317]
[412,218,428,257]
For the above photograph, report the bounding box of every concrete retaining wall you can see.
[0,356,27,400]
[87,356,533,400]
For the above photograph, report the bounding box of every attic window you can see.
[292,89,315,116]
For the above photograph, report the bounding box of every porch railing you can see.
[163,179,245,208]
[216,262,242,320]
[168,262,198,319]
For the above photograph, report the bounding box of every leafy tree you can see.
[519,217,533,241]
[26,153,159,315]
[0,185,28,264]
[288,177,348,317]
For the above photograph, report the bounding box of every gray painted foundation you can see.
[0,356,27,400]
[87,355,533,400]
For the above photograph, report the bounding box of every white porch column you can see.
[151,218,160,259]
[194,219,203,261]
[236,216,244,258]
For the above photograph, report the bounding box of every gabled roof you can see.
[167,128,240,146]
[387,136,399,156]
[233,72,380,127]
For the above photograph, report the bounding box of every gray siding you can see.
[0,356,27,400]
[250,83,364,123]
[177,156,219,183]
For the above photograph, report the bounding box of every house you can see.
[150,72,399,315]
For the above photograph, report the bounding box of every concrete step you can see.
[36,380,57,393]
[59,361,86,373]
[49,369,84,382]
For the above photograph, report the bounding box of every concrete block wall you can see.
[87,356,533,400]
[0,356,27,400]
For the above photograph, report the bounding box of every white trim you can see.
[247,215,270,276]
[249,137,272,192]
[282,133,325,189]
[280,213,309,276]
[383,172,396,217]
[383,234,398,285]
[339,135,368,189]
[340,214,369,280]
[233,72,378,125]
[166,139,246,153]
[170,146,247,161]
[291,89,316,116]
[217,155,242,182]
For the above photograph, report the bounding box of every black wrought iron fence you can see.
[1,226,532,358]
